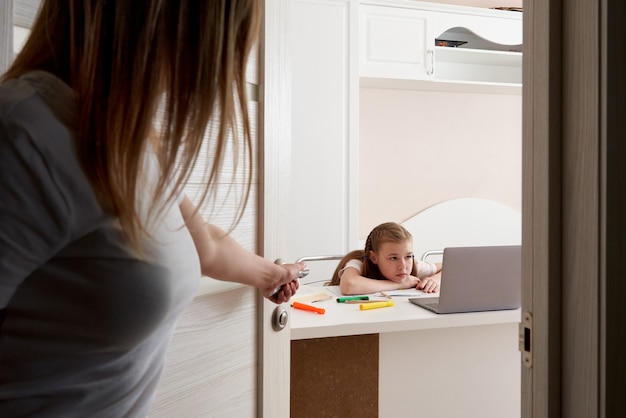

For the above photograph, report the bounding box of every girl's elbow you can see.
[339,281,357,295]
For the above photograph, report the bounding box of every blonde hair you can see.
[2,0,260,252]
[329,222,417,285]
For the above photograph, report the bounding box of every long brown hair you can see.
[2,0,260,252]
[329,222,417,285]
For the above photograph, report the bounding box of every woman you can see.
[329,222,441,295]
[0,1,301,415]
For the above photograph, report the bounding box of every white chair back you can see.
[401,198,521,263]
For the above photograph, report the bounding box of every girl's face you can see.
[369,240,414,283]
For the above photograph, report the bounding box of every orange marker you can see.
[292,301,326,315]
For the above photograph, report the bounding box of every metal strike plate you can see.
[519,311,532,368]
[272,306,289,331]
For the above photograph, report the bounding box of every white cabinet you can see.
[286,0,358,273]
[359,6,435,81]
[359,1,523,92]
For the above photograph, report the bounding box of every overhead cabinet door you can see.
[359,5,435,81]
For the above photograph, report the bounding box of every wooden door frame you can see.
[521,0,562,413]
[523,0,626,416]
[603,1,626,416]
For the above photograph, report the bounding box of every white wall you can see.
[359,87,521,239]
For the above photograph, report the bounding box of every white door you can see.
[260,1,358,415]
[149,13,291,409]
[284,0,358,277]
[258,0,358,418]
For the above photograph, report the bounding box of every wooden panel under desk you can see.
[291,334,379,418]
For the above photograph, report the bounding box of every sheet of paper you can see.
[323,285,436,298]
[382,288,430,297]
[292,285,333,303]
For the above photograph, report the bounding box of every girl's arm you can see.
[415,260,442,293]
[180,195,302,304]
[416,260,442,278]
[339,267,420,295]
[417,271,441,293]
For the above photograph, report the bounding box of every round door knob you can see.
[272,306,289,331]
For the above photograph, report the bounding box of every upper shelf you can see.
[360,77,522,95]
[433,26,522,86]
[436,47,521,68]
[359,2,523,93]
[436,26,522,53]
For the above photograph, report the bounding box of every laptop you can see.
[409,245,521,314]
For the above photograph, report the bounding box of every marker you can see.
[336,296,369,303]
[345,299,388,304]
[359,300,395,310]
[292,301,326,315]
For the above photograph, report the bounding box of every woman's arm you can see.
[339,267,420,295]
[180,195,302,304]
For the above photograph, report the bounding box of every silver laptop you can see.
[410,245,521,314]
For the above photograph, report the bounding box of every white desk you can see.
[290,287,521,418]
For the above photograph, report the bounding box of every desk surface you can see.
[290,286,521,340]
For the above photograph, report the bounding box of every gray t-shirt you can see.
[0,72,200,416]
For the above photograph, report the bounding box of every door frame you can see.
[257,1,292,417]
[523,0,626,416]
[521,0,563,415]
[0,1,12,73]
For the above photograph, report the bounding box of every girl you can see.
[329,222,441,295]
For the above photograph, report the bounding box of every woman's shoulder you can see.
[0,76,83,195]
[0,71,76,140]
[0,73,102,236]
[0,77,37,113]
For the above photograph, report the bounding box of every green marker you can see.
[336,296,370,303]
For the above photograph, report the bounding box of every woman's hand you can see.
[266,279,300,304]
[263,262,305,304]
[417,272,441,293]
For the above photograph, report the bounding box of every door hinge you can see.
[519,311,532,368]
